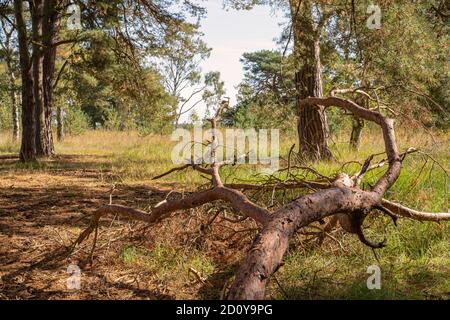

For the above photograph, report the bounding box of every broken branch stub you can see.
[69,96,448,300]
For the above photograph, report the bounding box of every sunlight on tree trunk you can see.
[14,0,36,161]
[57,106,64,142]
[292,1,332,160]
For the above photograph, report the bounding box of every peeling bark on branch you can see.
[227,187,380,299]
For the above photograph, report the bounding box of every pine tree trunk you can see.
[1,10,20,142]
[291,0,332,160]
[350,117,364,150]
[43,0,59,152]
[5,49,20,142]
[349,92,368,150]
[12,92,20,142]
[296,39,331,160]
[31,0,51,157]
[32,0,57,156]
[14,0,36,162]
[57,106,64,142]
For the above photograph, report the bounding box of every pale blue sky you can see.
[181,1,286,122]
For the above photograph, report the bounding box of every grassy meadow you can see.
[0,126,448,299]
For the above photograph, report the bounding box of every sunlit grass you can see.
[272,219,449,300]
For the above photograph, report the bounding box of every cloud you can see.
[179,1,285,123]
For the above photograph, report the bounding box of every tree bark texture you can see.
[14,0,36,161]
[291,0,332,160]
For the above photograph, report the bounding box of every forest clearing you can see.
[0,0,449,303]
[0,128,448,300]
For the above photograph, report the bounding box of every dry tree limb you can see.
[330,87,397,115]
[68,185,271,255]
[68,101,270,254]
[374,205,398,226]
[152,164,191,180]
[224,180,329,192]
[189,267,207,284]
[381,199,450,222]
[352,147,419,185]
